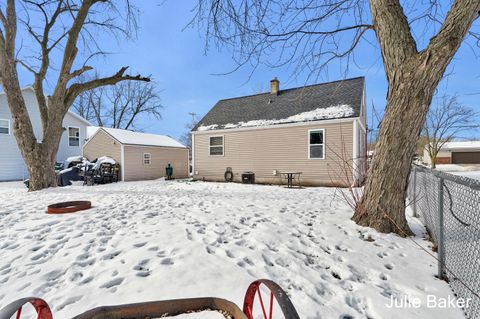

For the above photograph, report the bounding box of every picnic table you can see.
[280,171,302,188]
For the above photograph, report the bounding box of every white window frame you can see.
[209,135,224,156]
[68,126,80,147]
[143,153,152,165]
[308,129,325,160]
[0,119,10,135]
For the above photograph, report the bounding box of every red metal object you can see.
[1,280,299,319]
[0,298,53,319]
[71,298,247,319]
[243,279,300,319]
[47,201,91,214]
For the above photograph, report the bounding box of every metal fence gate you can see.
[408,165,480,319]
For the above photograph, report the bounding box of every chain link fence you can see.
[408,165,480,319]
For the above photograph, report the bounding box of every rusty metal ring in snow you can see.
[47,201,91,214]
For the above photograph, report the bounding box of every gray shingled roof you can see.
[192,77,364,131]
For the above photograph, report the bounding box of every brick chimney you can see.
[270,77,280,95]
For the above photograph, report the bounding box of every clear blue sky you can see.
[16,0,480,141]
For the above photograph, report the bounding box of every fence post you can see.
[437,177,445,280]
[412,167,417,218]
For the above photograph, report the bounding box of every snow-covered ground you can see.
[0,180,465,319]
[435,164,480,181]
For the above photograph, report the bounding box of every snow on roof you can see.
[102,127,186,148]
[197,104,354,131]
[442,141,480,151]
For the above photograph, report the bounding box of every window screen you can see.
[209,136,224,156]
[309,130,324,159]
[68,127,80,146]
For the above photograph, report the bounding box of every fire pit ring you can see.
[47,201,91,214]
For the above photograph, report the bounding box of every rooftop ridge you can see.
[216,76,365,103]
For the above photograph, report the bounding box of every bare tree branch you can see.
[72,79,162,130]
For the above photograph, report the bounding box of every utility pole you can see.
[189,112,197,123]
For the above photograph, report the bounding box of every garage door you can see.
[451,152,480,164]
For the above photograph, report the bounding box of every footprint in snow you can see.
[377,251,389,258]
[101,250,121,260]
[161,258,174,265]
[69,271,83,282]
[76,252,90,261]
[331,271,342,280]
[262,254,275,267]
[79,276,94,285]
[100,277,124,289]
[56,296,83,311]
[30,245,44,252]
[133,242,147,248]
[133,259,151,277]
[384,263,394,270]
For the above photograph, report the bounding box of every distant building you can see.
[424,141,480,165]
[83,127,189,181]
[0,87,91,181]
[191,77,367,186]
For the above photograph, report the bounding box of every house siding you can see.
[193,120,355,186]
[83,130,122,165]
[58,113,88,163]
[0,88,89,181]
[123,146,188,181]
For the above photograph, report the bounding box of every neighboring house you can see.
[0,87,90,181]
[423,141,480,165]
[191,77,367,186]
[83,127,189,181]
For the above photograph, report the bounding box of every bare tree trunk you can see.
[352,0,480,236]
[353,67,433,235]
[13,101,65,190]
[26,150,57,190]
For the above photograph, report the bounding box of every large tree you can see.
[423,94,477,168]
[192,0,480,235]
[0,0,149,191]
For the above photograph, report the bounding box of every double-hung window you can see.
[308,129,325,159]
[209,136,224,156]
[68,127,80,146]
[0,119,10,135]
[143,153,151,165]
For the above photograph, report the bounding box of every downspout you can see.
[121,144,125,182]
[191,133,195,178]
[352,119,359,186]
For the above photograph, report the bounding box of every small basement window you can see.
[209,136,224,156]
[143,153,151,165]
[0,119,10,134]
[68,127,80,146]
[309,129,325,159]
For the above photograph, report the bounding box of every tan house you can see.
[83,127,189,181]
[423,141,480,165]
[191,77,367,186]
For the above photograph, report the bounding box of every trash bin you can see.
[165,164,173,180]
[242,172,255,184]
